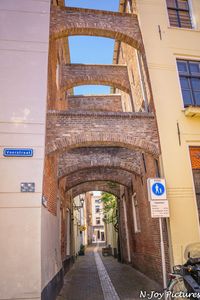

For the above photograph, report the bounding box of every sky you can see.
[66,0,119,12]
[66,0,120,95]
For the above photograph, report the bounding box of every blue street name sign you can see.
[3,148,33,157]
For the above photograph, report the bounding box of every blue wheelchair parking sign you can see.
[152,182,165,196]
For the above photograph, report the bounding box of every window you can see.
[177,60,200,107]
[166,0,192,28]
[96,217,100,225]
[95,205,100,213]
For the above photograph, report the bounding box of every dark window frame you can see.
[95,205,100,213]
[96,217,101,225]
[167,0,192,28]
[177,59,200,107]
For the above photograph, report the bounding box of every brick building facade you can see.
[41,0,170,296]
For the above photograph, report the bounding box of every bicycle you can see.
[165,264,200,299]
[165,265,188,300]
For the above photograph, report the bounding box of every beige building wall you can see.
[105,222,118,250]
[137,0,200,264]
[0,1,50,299]
[41,204,63,292]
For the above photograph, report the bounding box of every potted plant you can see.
[78,244,85,256]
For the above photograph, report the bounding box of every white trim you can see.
[163,0,171,28]
[174,56,186,111]
[188,0,196,30]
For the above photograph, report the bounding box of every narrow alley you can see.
[57,245,161,300]
[1,0,200,299]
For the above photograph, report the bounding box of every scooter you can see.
[182,247,200,298]
[166,243,200,299]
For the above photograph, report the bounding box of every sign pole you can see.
[147,178,169,295]
[159,217,167,290]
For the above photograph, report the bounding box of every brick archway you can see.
[46,111,160,156]
[50,6,142,50]
[59,64,131,94]
[69,181,121,199]
[63,167,133,192]
[58,147,142,178]
[47,133,159,157]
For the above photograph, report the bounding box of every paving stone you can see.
[99,248,162,300]
[57,245,162,300]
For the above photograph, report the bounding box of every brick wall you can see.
[70,181,120,199]
[115,42,153,113]
[43,154,58,215]
[119,153,170,284]
[68,95,123,112]
[60,64,131,94]
[43,0,72,218]
[64,167,132,192]
[48,1,72,110]
[113,1,155,113]
[48,39,71,110]
[116,43,146,112]
[58,147,142,178]
[46,111,159,156]
[50,6,142,49]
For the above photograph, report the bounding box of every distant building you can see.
[91,194,105,243]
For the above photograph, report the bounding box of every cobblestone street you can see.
[57,246,162,300]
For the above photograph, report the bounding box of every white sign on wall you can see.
[150,200,170,218]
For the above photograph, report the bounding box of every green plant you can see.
[78,244,85,256]
[100,193,118,232]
